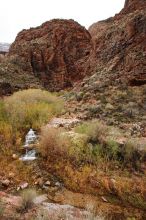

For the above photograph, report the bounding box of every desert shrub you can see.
[75,92,84,101]
[75,120,108,143]
[40,127,93,164]
[75,121,143,168]
[123,140,137,161]
[101,139,142,168]
[104,139,119,160]
[120,140,142,169]
[88,105,101,116]
[91,144,103,161]
[0,100,8,122]
[127,194,146,210]
[0,100,15,148]
[19,189,37,212]
[0,121,13,144]
[69,134,92,162]
[0,121,14,155]
[4,89,64,131]
[39,127,71,159]
[0,199,5,217]
[40,126,111,165]
[90,140,119,163]
[93,139,143,169]
[40,122,144,169]
[75,121,121,164]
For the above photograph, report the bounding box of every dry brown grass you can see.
[0,122,13,143]
[39,127,71,159]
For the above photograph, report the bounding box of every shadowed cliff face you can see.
[9,19,92,91]
[88,0,146,86]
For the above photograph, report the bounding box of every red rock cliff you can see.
[9,19,92,91]
[1,0,146,95]
[88,0,146,86]
[122,0,146,14]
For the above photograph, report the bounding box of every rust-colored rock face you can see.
[123,0,146,14]
[88,0,146,86]
[9,19,92,91]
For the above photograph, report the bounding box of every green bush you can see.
[4,89,64,131]
[123,140,136,161]
[75,120,108,143]
[121,140,142,169]
[69,134,92,162]
[104,139,119,160]
[89,140,119,163]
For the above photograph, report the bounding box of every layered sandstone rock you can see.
[9,19,92,91]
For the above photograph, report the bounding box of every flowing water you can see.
[19,129,37,161]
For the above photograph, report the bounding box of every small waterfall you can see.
[19,129,37,161]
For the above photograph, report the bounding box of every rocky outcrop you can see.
[9,19,92,91]
[88,0,146,86]
[122,0,146,15]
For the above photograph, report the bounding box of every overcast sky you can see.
[0,0,125,43]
